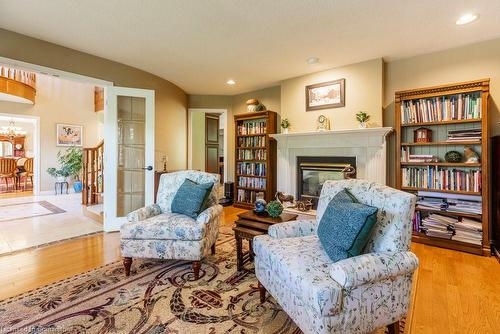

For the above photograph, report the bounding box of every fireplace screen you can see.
[297,156,356,208]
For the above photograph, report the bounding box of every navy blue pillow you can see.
[317,189,378,262]
[171,179,214,218]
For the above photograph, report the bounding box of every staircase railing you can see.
[82,140,104,205]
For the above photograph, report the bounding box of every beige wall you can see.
[0,28,187,173]
[384,37,500,186]
[0,74,102,191]
[281,58,383,132]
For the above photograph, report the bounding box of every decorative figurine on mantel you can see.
[275,192,294,206]
[317,114,330,131]
[464,146,480,163]
[280,118,290,134]
[356,111,370,128]
[246,99,265,112]
[296,199,313,212]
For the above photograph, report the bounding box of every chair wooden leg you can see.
[387,321,400,334]
[123,257,132,276]
[192,261,201,280]
[211,244,216,255]
[258,281,266,304]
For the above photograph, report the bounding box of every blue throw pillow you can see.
[171,179,214,218]
[317,189,378,262]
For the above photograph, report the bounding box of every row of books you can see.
[417,195,482,215]
[400,92,482,124]
[414,212,482,245]
[237,148,267,160]
[237,120,267,135]
[237,162,266,176]
[447,128,481,142]
[402,167,481,192]
[238,136,266,148]
[237,176,266,190]
[400,150,438,163]
[236,189,264,204]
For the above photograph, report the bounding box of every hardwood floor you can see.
[0,205,498,333]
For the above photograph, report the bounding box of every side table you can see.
[233,210,298,272]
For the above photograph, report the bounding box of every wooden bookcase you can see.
[395,79,490,256]
[234,110,277,209]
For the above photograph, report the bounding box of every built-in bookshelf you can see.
[395,79,490,256]
[234,110,277,209]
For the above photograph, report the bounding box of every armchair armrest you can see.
[126,204,162,222]
[268,219,317,239]
[330,251,419,288]
[196,204,223,224]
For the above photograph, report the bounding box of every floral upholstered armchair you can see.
[254,179,418,334]
[120,170,222,279]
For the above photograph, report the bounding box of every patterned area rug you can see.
[0,229,406,333]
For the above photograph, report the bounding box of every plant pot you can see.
[56,176,67,183]
[359,122,367,129]
[73,180,83,193]
[282,128,289,134]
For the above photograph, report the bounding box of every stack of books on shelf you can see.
[237,148,266,160]
[416,191,482,214]
[402,167,481,192]
[237,189,264,204]
[420,213,455,239]
[238,136,266,147]
[452,218,483,245]
[237,162,266,176]
[400,149,438,163]
[446,129,482,142]
[237,120,267,135]
[400,92,482,124]
[238,176,266,190]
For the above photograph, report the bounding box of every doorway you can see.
[188,108,228,183]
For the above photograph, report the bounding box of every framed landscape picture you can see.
[305,78,345,111]
[56,124,83,146]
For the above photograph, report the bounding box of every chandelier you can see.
[0,120,26,140]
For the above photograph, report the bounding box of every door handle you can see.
[143,166,153,171]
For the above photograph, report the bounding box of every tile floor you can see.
[0,193,103,256]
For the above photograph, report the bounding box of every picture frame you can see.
[56,123,83,146]
[305,78,345,111]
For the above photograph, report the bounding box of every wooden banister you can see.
[82,140,104,206]
[0,66,36,103]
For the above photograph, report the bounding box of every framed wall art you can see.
[305,78,345,111]
[56,123,83,146]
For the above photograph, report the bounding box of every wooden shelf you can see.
[234,110,277,209]
[401,162,481,167]
[415,207,482,219]
[401,141,481,146]
[411,232,482,255]
[236,174,266,178]
[400,119,481,127]
[401,187,481,195]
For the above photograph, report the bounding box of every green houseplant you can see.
[356,111,370,128]
[280,118,290,134]
[47,146,83,192]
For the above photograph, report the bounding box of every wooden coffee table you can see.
[233,210,298,271]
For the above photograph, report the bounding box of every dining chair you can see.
[0,158,18,191]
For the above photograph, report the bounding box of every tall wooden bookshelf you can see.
[395,79,490,256]
[234,110,277,209]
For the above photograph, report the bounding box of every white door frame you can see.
[0,112,40,194]
[104,86,155,232]
[187,108,228,182]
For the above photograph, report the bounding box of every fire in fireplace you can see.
[297,156,356,208]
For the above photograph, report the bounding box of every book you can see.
[402,167,481,192]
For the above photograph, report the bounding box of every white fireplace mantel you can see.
[270,127,393,197]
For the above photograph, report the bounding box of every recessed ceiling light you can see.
[456,13,479,25]
[226,79,236,85]
[307,57,319,65]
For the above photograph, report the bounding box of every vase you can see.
[359,122,367,129]
[282,128,289,134]
[73,180,83,193]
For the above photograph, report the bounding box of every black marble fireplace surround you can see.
[297,156,356,208]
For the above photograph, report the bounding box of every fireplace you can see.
[297,156,356,208]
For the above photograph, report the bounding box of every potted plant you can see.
[280,118,290,134]
[47,146,83,192]
[356,111,370,128]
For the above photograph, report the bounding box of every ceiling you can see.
[1,0,500,95]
